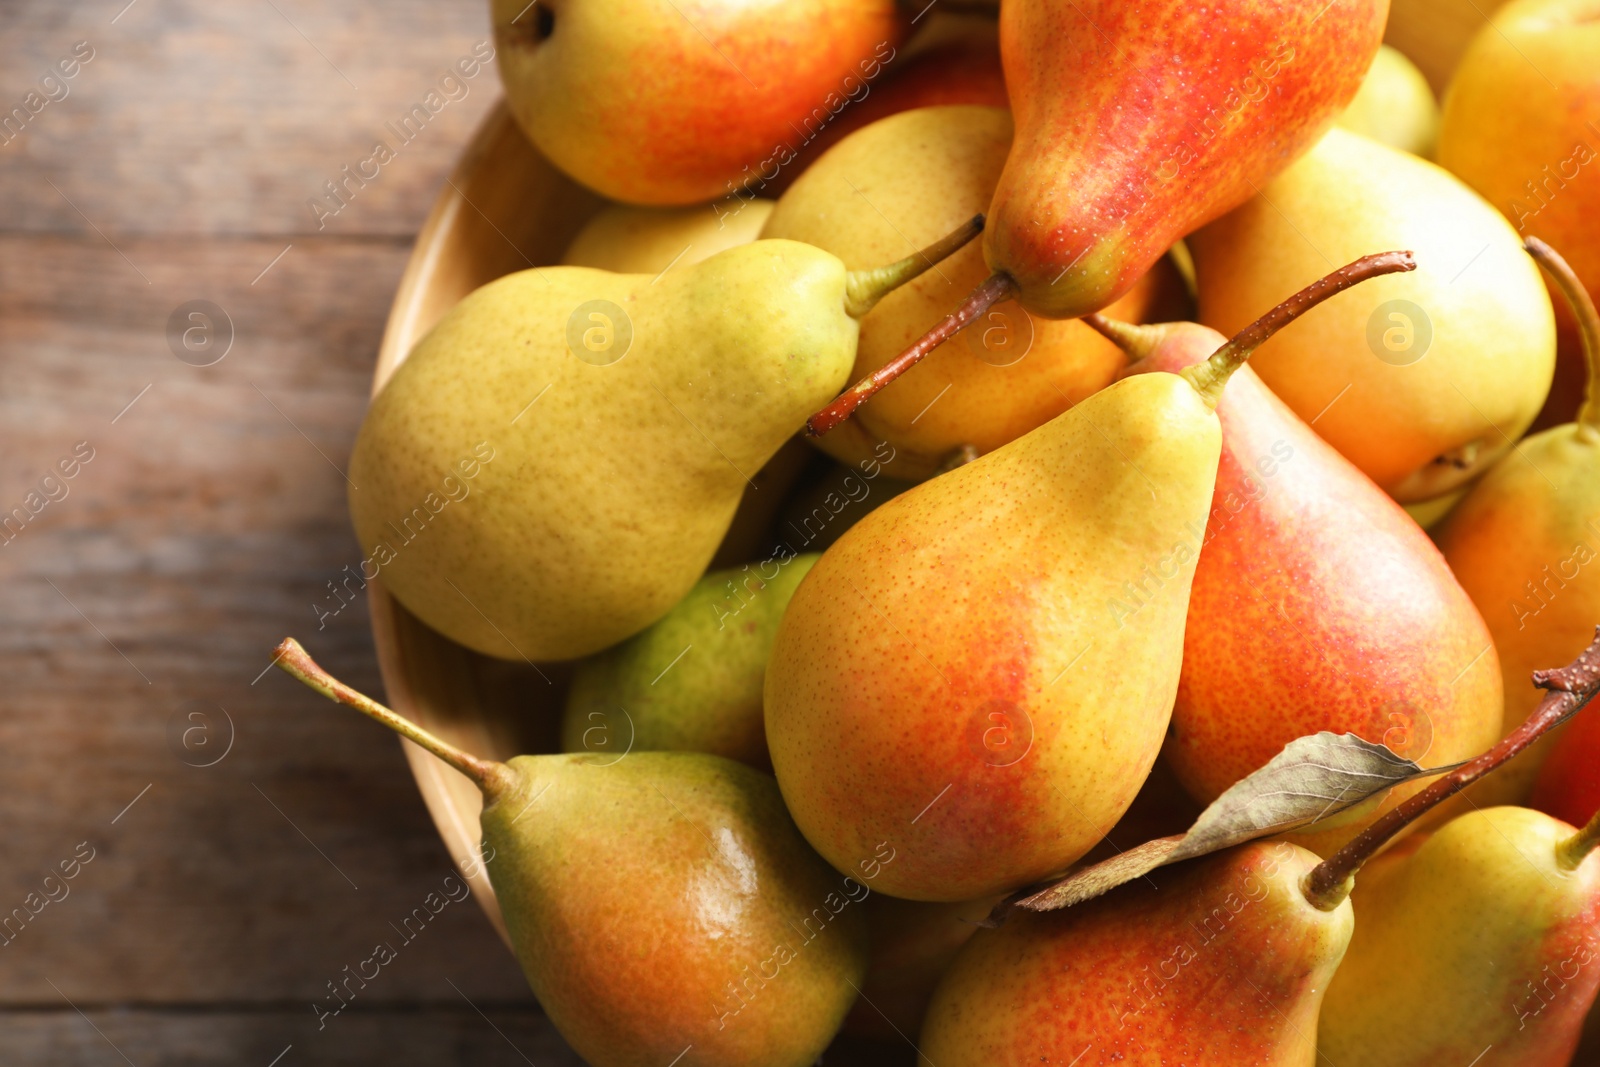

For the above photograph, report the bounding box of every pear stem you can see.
[809,271,1019,436]
[1525,237,1600,435]
[843,214,987,319]
[1302,627,1600,910]
[273,637,516,800]
[1182,250,1417,409]
[1083,313,1167,362]
[1558,807,1600,871]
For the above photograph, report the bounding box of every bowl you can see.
[366,98,820,941]
[366,99,603,940]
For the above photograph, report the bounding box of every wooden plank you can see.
[0,1009,922,1066]
[0,233,535,1004]
[1,0,502,237]
[0,1008,585,1066]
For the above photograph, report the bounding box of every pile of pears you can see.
[290,0,1600,1063]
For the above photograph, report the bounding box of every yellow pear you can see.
[1319,807,1600,1066]
[1384,0,1512,92]
[349,229,973,662]
[560,201,774,274]
[1190,127,1555,503]
[1437,0,1600,429]
[1336,44,1439,157]
[765,369,1221,901]
[762,106,1186,482]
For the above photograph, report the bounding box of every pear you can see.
[1437,0,1600,427]
[800,0,1386,432]
[1432,240,1600,805]
[920,841,1354,1065]
[1096,311,1502,855]
[1335,44,1439,157]
[1189,127,1556,502]
[1535,702,1600,839]
[492,0,907,204]
[561,554,820,769]
[930,631,1600,1067]
[348,225,977,662]
[274,639,867,1067]
[1402,483,1468,529]
[841,893,998,1039]
[766,23,1009,197]
[983,0,1385,319]
[768,369,1219,902]
[560,201,774,274]
[764,106,1188,481]
[766,253,1413,901]
[1319,806,1600,1066]
[1385,0,1512,92]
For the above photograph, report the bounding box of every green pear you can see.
[561,201,775,274]
[349,226,976,662]
[1319,806,1600,1066]
[1189,127,1555,503]
[562,554,821,768]
[276,639,868,1067]
[1336,44,1439,157]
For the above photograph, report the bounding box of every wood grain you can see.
[2,0,501,237]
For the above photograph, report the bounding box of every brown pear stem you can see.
[273,637,516,800]
[1183,250,1417,408]
[1083,313,1166,362]
[809,271,1019,436]
[843,214,987,319]
[1525,237,1600,434]
[1302,627,1600,910]
[1558,807,1600,870]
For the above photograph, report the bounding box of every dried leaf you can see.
[1006,732,1461,916]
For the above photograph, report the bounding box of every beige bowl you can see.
[366,99,602,941]
[366,99,816,942]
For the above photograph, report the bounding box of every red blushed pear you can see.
[921,630,1600,1067]
[921,840,1353,1066]
[804,0,1387,435]
[1318,807,1600,1067]
[492,0,907,205]
[1093,306,1502,856]
[1308,630,1600,1067]
[1433,240,1600,806]
[272,640,867,1067]
[986,0,1387,319]
[1534,702,1600,829]
[768,253,1413,903]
